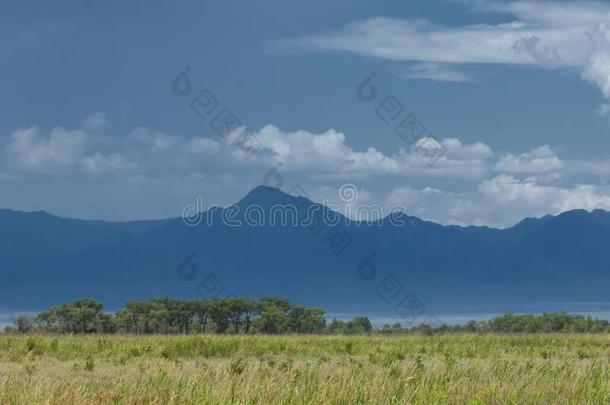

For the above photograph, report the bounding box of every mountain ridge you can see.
[4,184,608,230]
[1,185,610,314]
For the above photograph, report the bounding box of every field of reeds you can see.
[0,334,608,404]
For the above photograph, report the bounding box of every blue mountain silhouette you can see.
[2,185,610,314]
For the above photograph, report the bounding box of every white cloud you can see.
[402,63,477,82]
[1,119,496,182]
[280,15,585,65]
[83,112,109,131]
[241,125,499,181]
[386,175,610,228]
[476,174,610,223]
[7,126,88,174]
[583,23,610,111]
[80,152,132,175]
[495,145,562,173]
[441,138,494,161]
[4,114,610,226]
[478,0,610,27]
[279,1,610,108]
[512,35,562,67]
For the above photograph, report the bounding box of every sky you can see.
[2,0,610,228]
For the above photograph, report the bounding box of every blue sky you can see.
[2,0,610,227]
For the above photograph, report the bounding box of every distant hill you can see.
[2,185,610,316]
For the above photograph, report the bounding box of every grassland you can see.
[0,334,608,404]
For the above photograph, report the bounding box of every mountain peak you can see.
[236,185,317,210]
[237,185,291,207]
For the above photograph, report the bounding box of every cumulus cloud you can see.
[3,114,610,226]
[583,23,610,112]
[80,153,132,175]
[441,138,494,161]
[495,145,562,173]
[2,120,497,182]
[477,174,610,223]
[250,125,495,180]
[385,175,610,228]
[7,126,88,174]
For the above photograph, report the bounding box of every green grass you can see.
[0,334,609,404]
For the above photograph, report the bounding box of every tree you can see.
[148,300,170,333]
[346,317,372,334]
[256,297,290,334]
[124,301,145,333]
[302,308,325,333]
[175,300,195,334]
[114,308,134,333]
[71,298,104,333]
[194,300,210,333]
[288,305,306,333]
[13,315,32,333]
[52,303,75,333]
[327,319,347,334]
[35,311,54,333]
[258,297,290,312]
[241,299,257,333]
[208,298,232,333]
[226,298,256,334]
[95,312,115,333]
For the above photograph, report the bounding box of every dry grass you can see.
[0,334,609,404]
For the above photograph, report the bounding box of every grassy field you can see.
[0,334,609,404]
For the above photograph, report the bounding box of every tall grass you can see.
[0,334,608,404]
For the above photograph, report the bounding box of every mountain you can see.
[1,185,610,317]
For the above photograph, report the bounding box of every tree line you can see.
[7,297,373,335]
[380,312,610,334]
[7,299,610,335]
